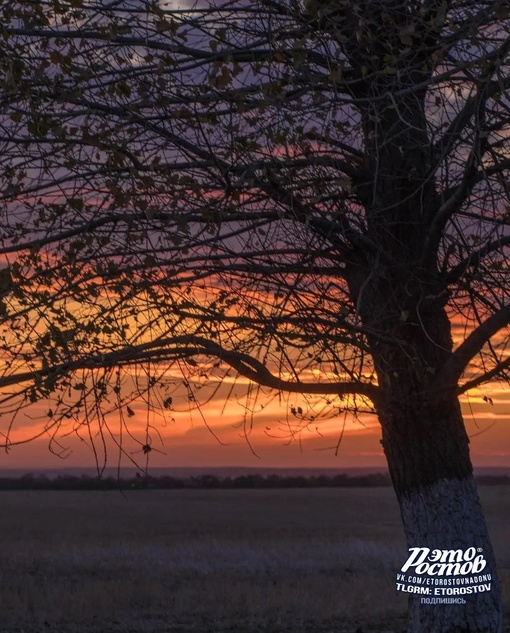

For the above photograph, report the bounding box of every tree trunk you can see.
[345,241,503,631]
[379,396,502,633]
[345,268,505,632]
[401,477,502,633]
[333,3,504,626]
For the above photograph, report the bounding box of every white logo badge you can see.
[396,547,491,604]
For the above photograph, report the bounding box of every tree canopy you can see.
[0,0,509,460]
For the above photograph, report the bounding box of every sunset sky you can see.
[1,371,508,472]
[0,269,508,473]
[1,300,507,473]
[0,1,508,475]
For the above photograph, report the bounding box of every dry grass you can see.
[0,487,507,633]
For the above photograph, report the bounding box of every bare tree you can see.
[0,0,509,631]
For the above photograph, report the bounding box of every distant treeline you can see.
[0,472,508,490]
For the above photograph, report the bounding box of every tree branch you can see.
[431,81,505,162]
[434,304,510,391]
[0,335,381,405]
[444,235,510,284]
[457,356,510,395]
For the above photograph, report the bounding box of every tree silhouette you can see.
[0,1,509,631]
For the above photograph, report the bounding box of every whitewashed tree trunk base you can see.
[399,477,502,633]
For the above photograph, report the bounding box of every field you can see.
[0,487,508,633]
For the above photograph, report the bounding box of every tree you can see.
[0,0,509,631]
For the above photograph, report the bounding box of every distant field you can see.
[0,487,508,633]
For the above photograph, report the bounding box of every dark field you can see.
[0,487,508,633]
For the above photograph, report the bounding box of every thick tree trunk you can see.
[332,4,504,628]
[379,397,502,633]
[401,477,502,633]
[343,265,505,631]
[345,246,503,631]
[344,268,505,632]
[327,0,508,613]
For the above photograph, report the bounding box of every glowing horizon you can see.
[1,378,508,471]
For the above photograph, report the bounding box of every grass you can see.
[0,487,507,632]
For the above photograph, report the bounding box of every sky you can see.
[1,306,508,472]
[1,372,508,472]
[0,1,508,473]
